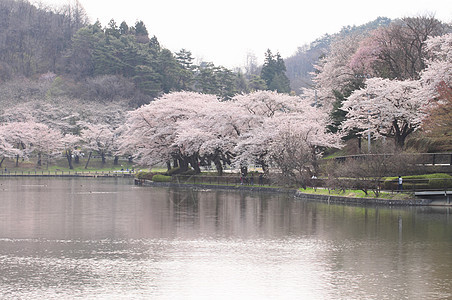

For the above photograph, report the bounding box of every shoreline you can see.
[1,175,445,206]
[136,179,441,207]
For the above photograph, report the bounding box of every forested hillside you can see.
[0,0,398,104]
[0,0,248,106]
[0,0,86,79]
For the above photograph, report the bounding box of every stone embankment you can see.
[135,179,438,206]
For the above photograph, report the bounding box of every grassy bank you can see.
[299,187,415,200]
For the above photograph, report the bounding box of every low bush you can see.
[166,167,181,176]
[182,169,197,175]
[382,173,452,190]
[152,174,172,182]
[136,171,155,180]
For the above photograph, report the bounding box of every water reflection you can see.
[0,178,451,299]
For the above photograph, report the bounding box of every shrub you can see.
[183,169,197,175]
[429,177,452,189]
[152,174,172,182]
[166,167,181,176]
[136,171,154,180]
[382,173,452,190]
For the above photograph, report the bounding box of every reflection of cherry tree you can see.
[342,78,423,148]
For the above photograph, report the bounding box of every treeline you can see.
[0,0,292,106]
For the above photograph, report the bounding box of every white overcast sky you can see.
[36,0,451,68]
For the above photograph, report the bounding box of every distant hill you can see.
[285,17,392,94]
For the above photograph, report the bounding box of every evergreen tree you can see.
[175,49,195,90]
[133,65,161,97]
[157,49,179,93]
[105,19,120,38]
[134,20,149,43]
[248,75,267,91]
[260,49,291,93]
[119,21,129,35]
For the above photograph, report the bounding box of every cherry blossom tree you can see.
[81,123,115,167]
[418,33,452,150]
[27,122,63,167]
[309,33,366,110]
[0,132,16,168]
[1,98,126,135]
[0,122,35,167]
[233,91,341,180]
[120,92,238,173]
[61,134,81,170]
[121,90,342,181]
[270,118,323,187]
[0,121,65,168]
[418,33,452,100]
[341,78,424,148]
[349,16,446,80]
[174,101,251,175]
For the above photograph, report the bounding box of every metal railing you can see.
[311,177,452,193]
[333,153,452,166]
[172,174,270,186]
[0,170,135,177]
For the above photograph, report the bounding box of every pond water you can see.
[0,177,451,299]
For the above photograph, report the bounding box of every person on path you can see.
[398,176,403,192]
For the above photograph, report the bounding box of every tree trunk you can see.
[113,156,119,166]
[214,157,223,176]
[178,157,189,173]
[66,149,74,170]
[166,161,172,172]
[84,152,92,169]
[358,137,362,154]
[240,165,248,177]
[15,154,19,167]
[37,152,42,167]
[190,155,201,174]
[0,157,4,168]
[101,152,106,164]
